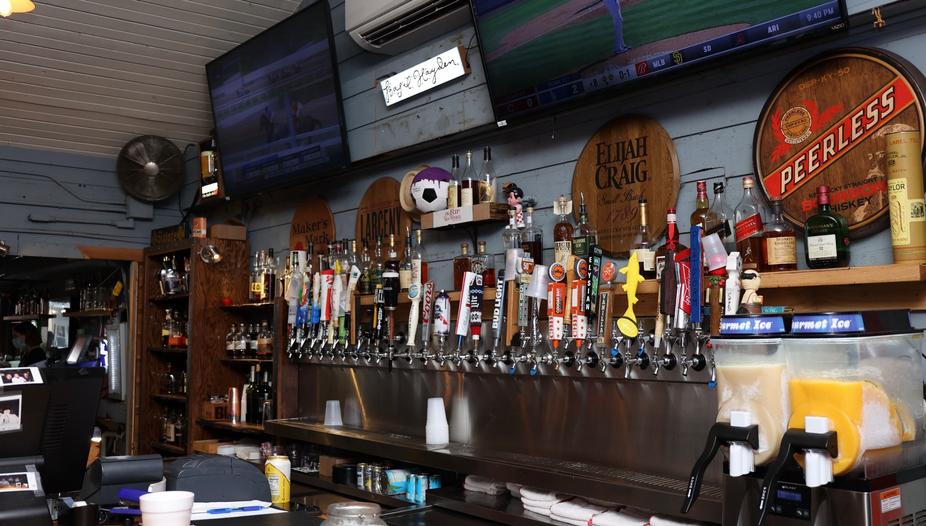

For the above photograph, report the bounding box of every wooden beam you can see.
[78,245,143,262]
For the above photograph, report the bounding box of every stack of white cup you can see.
[324,400,343,426]
[426,397,449,445]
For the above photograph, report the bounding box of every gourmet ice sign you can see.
[791,313,865,334]
[719,316,786,336]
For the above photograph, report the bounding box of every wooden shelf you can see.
[221,358,273,366]
[357,287,497,307]
[421,203,508,230]
[220,302,275,312]
[152,393,187,403]
[3,314,53,322]
[150,441,187,456]
[198,419,266,435]
[63,310,113,318]
[146,239,193,257]
[150,292,190,304]
[291,470,416,510]
[149,347,189,358]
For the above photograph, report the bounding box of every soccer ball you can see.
[411,167,451,213]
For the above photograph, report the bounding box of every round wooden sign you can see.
[755,48,926,237]
[289,196,335,256]
[572,115,680,256]
[355,177,413,256]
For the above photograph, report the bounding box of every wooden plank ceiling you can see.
[0,0,303,157]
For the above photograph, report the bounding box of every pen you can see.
[206,505,265,514]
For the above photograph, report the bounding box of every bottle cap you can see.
[742,177,754,189]
[713,182,724,193]
[816,185,830,205]
[696,180,707,192]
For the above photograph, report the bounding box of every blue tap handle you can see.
[689,225,702,324]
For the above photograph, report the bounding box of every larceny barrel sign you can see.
[355,177,412,256]
[572,115,679,256]
[755,48,926,236]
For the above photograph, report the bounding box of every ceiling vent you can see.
[345,0,471,55]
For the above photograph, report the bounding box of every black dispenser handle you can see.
[682,422,759,514]
[754,429,838,526]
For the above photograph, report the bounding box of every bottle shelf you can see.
[150,292,190,304]
[150,441,187,456]
[2,314,54,322]
[197,419,266,435]
[63,309,113,318]
[220,302,275,312]
[145,240,193,257]
[356,287,497,307]
[221,357,274,366]
[420,203,508,230]
[152,393,188,403]
[149,346,189,355]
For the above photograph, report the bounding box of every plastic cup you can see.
[324,400,343,426]
[526,265,549,299]
[426,397,449,445]
[139,491,194,526]
[701,233,728,272]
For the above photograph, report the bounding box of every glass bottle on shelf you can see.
[690,180,718,236]
[263,248,277,301]
[447,154,460,209]
[804,185,850,269]
[359,241,372,295]
[630,195,657,279]
[762,199,798,272]
[520,207,543,264]
[257,321,273,358]
[478,146,496,204]
[235,322,248,358]
[258,370,273,424]
[475,241,495,285]
[460,151,476,207]
[245,365,259,424]
[173,410,185,446]
[349,239,360,270]
[385,234,400,273]
[182,256,191,293]
[180,369,188,394]
[226,323,238,358]
[399,231,413,291]
[248,323,259,358]
[503,210,520,250]
[160,412,170,443]
[553,195,573,266]
[249,251,264,303]
[168,312,185,348]
[161,310,172,349]
[710,182,735,253]
[734,177,767,271]
[655,208,688,281]
[164,362,177,394]
[371,237,384,288]
[453,243,471,291]
[573,192,597,259]
[412,229,429,284]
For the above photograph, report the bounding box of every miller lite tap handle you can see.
[455,272,476,339]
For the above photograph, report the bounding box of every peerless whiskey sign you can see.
[755,48,926,235]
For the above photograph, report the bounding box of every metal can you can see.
[363,464,374,492]
[415,472,429,503]
[371,466,383,494]
[192,217,207,238]
[265,455,291,504]
[356,462,367,488]
[428,474,441,490]
[405,474,418,502]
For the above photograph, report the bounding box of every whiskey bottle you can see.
[804,185,850,269]
[453,243,471,291]
[689,181,717,235]
[630,195,657,279]
[399,230,413,291]
[710,182,735,253]
[478,146,496,204]
[257,321,273,358]
[249,251,264,303]
[385,234,400,273]
[359,240,372,294]
[573,192,597,259]
[762,199,797,272]
[447,154,460,209]
[460,151,476,207]
[553,195,574,266]
[263,248,277,301]
[734,177,767,271]
[474,240,495,285]
[413,229,429,284]
[655,207,687,281]
[520,207,543,264]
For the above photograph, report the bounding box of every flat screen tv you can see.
[471,0,847,123]
[206,1,349,198]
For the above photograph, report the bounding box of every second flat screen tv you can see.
[206,1,349,198]
[471,0,847,123]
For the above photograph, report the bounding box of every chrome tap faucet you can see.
[681,325,709,377]
[623,327,652,379]
[653,322,679,376]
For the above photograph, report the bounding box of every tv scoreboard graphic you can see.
[495,1,843,117]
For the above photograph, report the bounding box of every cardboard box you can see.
[421,203,507,229]
[319,455,354,477]
[201,400,228,421]
[192,439,220,454]
[209,222,246,241]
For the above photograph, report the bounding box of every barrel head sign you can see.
[755,48,926,236]
[290,196,335,256]
[355,177,412,256]
[572,115,680,256]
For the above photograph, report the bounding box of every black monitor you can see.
[0,367,104,495]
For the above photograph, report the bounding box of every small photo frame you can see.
[0,394,22,433]
[0,472,37,493]
[0,367,42,386]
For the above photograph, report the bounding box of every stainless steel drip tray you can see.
[264,418,723,522]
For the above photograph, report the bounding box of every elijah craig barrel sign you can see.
[572,115,679,256]
[355,177,412,256]
[755,48,926,236]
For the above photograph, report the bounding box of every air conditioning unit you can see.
[345,0,471,55]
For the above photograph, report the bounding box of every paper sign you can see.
[431,206,473,228]
[380,46,470,107]
[0,367,42,386]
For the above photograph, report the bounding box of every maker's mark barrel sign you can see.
[355,177,413,256]
[290,196,335,256]
[572,115,680,256]
[755,48,926,237]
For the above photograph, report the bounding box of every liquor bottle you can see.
[520,207,543,264]
[247,323,259,358]
[371,237,384,287]
[573,192,597,259]
[168,312,185,348]
[263,248,277,301]
[161,309,172,349]
[453,243,471,290]
[710,182,735,253]
[249,251,264,303]
[762,199,798,272]
[399,230,413,291]
[348,239,360,269]
[734,177,767,271]
[257,321,273,358]
[173,410,185,446]
[226,324,237,357]
[553,195,574,265]
[385,234,400,273]
[164,362,177,394]
[503,210,520,250]
[689,180,718,235]
[256,370,273,424]
[474,241,495,286]
[460,151,476,207]
[245,366,258,424]
[235,322,247,358]
[359,241,372,294]
[803,185,850,269]
[413,229,429,284]
[630,195,657,279]
[478,146,496,204]
[655,208,688,280]
[164,410,176,444]
[447,154,460,209]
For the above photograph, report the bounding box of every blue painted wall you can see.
[229,2,924,293]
